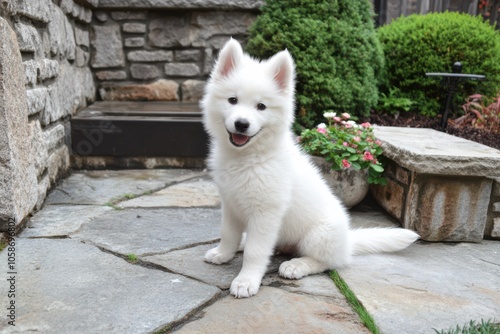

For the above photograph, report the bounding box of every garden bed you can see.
[364,111,500,151]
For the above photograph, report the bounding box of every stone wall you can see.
[91,4,260,102]
[0,0,261,231]
[0,0,96,231]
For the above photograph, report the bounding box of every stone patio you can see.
[1,169,499,333]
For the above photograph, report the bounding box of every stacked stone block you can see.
[91,9,258,102]
[486,178,500,238]
[371,127,500,242]
[0,0,96,230]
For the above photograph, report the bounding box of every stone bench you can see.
[371,127,500,242]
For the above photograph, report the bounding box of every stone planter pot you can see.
[311,156,369,208]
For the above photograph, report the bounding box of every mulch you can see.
[363,111,500,150]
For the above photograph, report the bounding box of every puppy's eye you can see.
[257,103,266,111]
[228,97,238,105]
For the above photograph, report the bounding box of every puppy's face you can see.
[202,39,295,150]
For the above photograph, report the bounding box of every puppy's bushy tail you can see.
[350,228,419,256]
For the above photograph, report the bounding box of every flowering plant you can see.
[299,112,386,184]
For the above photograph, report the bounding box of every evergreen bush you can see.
[245,0,384,128]
[377,12,500,117]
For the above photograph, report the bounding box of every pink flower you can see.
[316,127,327,134]
[363,151,374,161]
[360,122,371,128]
[375,140,382,146]
[316,123,327,134]
[341,113,350,119]
[333,116,341,122]
[342,142,348,146]
[353,136,361,142]
[342,159,351,168]
[341,121,352,128]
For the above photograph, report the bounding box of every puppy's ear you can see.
[269,50,295,93]
[212,38,243,80]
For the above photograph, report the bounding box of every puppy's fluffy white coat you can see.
[201,39,419,298]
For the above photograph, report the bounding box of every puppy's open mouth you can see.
[228,132,252,147]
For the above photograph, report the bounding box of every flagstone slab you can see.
[142,243,289,289]
[119,176,220,208]
[338,241,500,334]
[21,205,112,238]
[374,126,500,176]
[349,209,400,229]
[262,273,345,299]
[0,238,220,333]
[46,169,204,205]
[73,208,221,256]
[175,286,370,333]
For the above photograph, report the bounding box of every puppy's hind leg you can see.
[279,257,330,279]
[279,223,351,279]
[205,206,243,265]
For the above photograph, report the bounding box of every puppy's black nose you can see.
[235,119,250,133]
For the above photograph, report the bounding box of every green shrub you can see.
[246,0,384,128]
[377,12,500,117]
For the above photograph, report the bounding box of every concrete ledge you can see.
[70,102,208,169]
[374,127,500,177]
[372,127,500,242]
[98,0,263,9]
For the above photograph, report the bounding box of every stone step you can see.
[371,126,500,242]
[71,101,208,169]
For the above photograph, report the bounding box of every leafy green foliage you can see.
[299,112,386,184]
[434,319,500,334]
[246,0,384,128]
[377,12,500,117]
[377,88,414,115]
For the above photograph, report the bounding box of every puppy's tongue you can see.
[231,133,250,146]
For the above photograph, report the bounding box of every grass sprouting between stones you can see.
[0,240,7,252]
[329,270,379,334]
[126,253,138,263]
[434,319,500,334]
[103,190,155,210]
[104,201,123,210]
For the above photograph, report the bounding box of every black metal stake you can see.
[426,62,485,130]
[440,62,462,128]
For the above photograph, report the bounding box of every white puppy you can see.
[201,39,419,298]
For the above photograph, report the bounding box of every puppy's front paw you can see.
[230,275,261,298]
[279,259,306,279]
[204,247,234,265]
